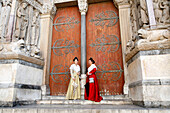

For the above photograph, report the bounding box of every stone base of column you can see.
[80,74,86,99]
[41,85,50,96]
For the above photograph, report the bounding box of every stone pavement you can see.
[0,104,170,113]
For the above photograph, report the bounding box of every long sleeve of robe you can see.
[84,66,103,102]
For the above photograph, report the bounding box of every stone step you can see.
[36,99,132,105]
[1,104,169,113]
[42,95,129,100]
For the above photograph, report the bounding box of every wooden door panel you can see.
[86,2,124,95]
[50,7,81,96]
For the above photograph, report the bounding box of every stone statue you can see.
[138,29,170,42]
[0,39,25,53]
[30,10,40,57]
[153,0,169,25]
[159,0,169,24]
[126,28,170,54]
[14,2,28,41]
[126,39,135,55]
[153,0,162,24]
[130,0,138,38]
[139,0,149,27]
[0,0,11,42]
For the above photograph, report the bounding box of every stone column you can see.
[40,5,56,96]
[78,0,88,99]
[146,0,156,29]
[115,1,131,95]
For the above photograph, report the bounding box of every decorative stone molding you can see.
[78,0,88,15]
[23,0,43,13]
[113,0,129,7]
[125,31,170,62]
[42,3,57,17]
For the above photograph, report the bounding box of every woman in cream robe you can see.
[66,57,81,100]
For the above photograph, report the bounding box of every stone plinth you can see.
[126,41,170,108]
[0,54,44,107]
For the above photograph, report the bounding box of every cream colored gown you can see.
[66,64,81,100]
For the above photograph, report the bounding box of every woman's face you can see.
[74,59,78,65]
[89,60,92,65]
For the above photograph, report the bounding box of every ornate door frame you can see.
[40,0,131,96]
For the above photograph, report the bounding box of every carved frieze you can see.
[23,0,43,13]
[0,0,12,42]
[153,0,169,25]
[125,29,170,55]
[0,0,42,59]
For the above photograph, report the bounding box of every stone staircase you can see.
[1,95,169,113]
[36,95,133,105]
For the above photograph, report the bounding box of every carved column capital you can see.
[78,0,88,15]
[42,3,57,19]
[113,0,129,7]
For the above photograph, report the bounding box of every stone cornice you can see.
[113,0,129,8]
[125,39,170,62]
[0,53,44,66]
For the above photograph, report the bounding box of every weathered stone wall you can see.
[0,0,44,107]
[126,0,170,108]
[0,0,169,108]
[0,0,43,58]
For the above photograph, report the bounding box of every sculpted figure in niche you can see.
[153,0,169,25]
[139,0,149,27]
[31,10,40,58]
[130,0,138,38]
[153,0,162,24]
[159,0,169,24]
[14,2,28,41]
[0,0,11,41]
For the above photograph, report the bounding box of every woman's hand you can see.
[73,78,76,81]
[77,72,80,75]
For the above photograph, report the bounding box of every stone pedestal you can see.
[80,74,86,99]
[126,41,170,108]
[0,54,44,107]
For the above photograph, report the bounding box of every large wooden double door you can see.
[50,1,124,96]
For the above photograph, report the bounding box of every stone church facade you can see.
[0,0,169,110]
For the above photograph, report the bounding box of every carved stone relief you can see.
[153,0,169,25]
[126,28,170,55]
[0,0,11,42]
[0,0,42,59]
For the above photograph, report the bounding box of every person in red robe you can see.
[84,58,103,102]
